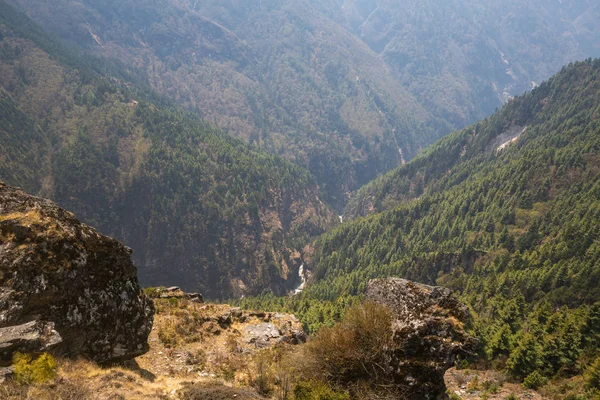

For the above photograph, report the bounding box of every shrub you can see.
[168,297,179,307]
[467,375,480,392]
[143,286,164,298]
[456,358,469,370]
[584,357,600,389]
[157,323,177,347]
[252,354,271,395]
[12,352,57,384]
[522,370,548,390]
[305,301,393,385]
[293,381,349,400]
[482,379,500,394]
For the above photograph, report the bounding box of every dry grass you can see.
[0,210,44,224]
[0,358,167,400]
[0,300,310,400]
[0,210,63,236]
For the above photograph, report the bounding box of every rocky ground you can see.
[135,298,305,390]
[1,297,306,399]
[0,182,304,399]
[444,367,543,400]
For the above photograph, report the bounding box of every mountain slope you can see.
[310,59,600,302]
[345,55,600,219]
[285,59,600,387]
[5,0,444,210]
[0,3,336,298]
[0,88,49,194]
[6,0,600,212]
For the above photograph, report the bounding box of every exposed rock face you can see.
[366,278,477,400]
[0,182,154,364]
[0,321,62,360]
[209,306,306,347]
[156,286,203,303]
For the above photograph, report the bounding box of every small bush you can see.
[253,354,272,395]
[157,323,177,347]
[13,352,57,384]
[506,394,519,400]
[467,375,480,392]
[293,381,349,400]
[219,363,236,382]
[563,395,589,400]
[482,379,500,394]
[456,358,469,370]
[306,301,393,384]
[168,297,179,307]
[522,370,547,390]
[143,286,164,298]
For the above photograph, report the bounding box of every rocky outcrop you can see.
[199,305,306,347]
[0,182,154,364]
[366,278,477,400]
[155,286,204,303]
[242,310,306,347]
[0,321,62,360]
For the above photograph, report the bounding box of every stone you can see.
[0,321,62,359]
[230,307,243,319]
[366,278,477,400]
[0,366,14,383]
[243,323,281,347]
[187,293,204,303]
[157,287,204,303]
[0,182,154,364]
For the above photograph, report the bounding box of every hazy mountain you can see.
[6,0,599,211]
[338,0,600,126]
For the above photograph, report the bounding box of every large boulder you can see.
[0,182,154,364]
[366,278,477,399]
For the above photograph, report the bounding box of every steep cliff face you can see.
[0,182,153,364]
[366,278,476,399]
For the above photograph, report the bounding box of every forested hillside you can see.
[291,59,600,390]
[4,0,442,210]
[316,58,600,298]
[3,0,600,395]
[0,2,336,298]
[7,0,599,211]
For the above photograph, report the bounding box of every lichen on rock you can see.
[366,277,477,399]
[0,182,154,364]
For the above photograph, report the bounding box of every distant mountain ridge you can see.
[338,0,600,126]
